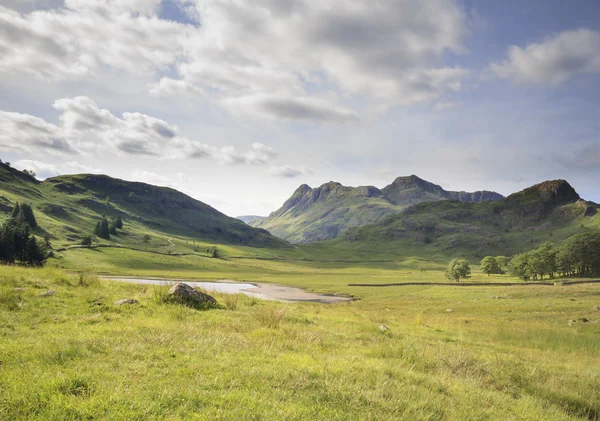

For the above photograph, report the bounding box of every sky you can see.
[1,0,599,217]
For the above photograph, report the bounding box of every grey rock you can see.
[168,283,217,307]
[593,305,600,312]
[114,299,139,306]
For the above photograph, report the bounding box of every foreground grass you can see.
[1,266,600,420]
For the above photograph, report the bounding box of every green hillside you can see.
[249,175,503,244]
[0,162,287,253]
[319,179,600,261]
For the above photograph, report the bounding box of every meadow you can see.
[1,259,599,420]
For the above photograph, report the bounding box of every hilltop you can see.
[248,175,503,244]
[0,162,286,251]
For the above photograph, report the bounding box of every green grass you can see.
[1,266,600,420]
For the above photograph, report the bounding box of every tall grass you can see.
[253,305,287,328]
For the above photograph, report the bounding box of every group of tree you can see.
[446,231,600,282]
[508,233,600,280]
[0,203,47,266]
[93,215,123,240]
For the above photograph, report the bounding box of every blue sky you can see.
[0,0,599,216]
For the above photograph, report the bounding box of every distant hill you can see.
[0,162,286,249]
[325,179,599,260]
[249,175,504,244]
[237,215,266,224]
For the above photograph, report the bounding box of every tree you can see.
[445,258,471,282]
[95,217,110,240]
[11,202,21,219]
[20,203,37,228]
[109,224,117,235]
[508,253,532,281]
[481,256,501,276]
[24,236,45,266]
[143,234,151,244]
[496,256,508,272]
[81,236,93,247]
[114,216,123,229]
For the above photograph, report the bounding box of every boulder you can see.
[167,283,217,308]
[114,299,139,306]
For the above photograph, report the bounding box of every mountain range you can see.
[241,175,504,244]
[1,160,598,262]
[320,179,599,261]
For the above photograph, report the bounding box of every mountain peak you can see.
[508,179,580,206]
[293,184,312,196]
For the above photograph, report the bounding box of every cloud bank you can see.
[0,96,277,165]
[0,0,471,121]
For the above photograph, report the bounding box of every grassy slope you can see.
[0,163,288,255]
[1,266,599,420]
[250,176,503,244]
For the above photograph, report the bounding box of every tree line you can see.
[508,233,600,280]
[446,231,600,282]
[476,232,600,281]
[0,203,47,266]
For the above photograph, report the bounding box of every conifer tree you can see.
[11,202,21,218]
[20,203,37,228]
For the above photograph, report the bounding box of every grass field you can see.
[1,264,600,420]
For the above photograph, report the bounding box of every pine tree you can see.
[20,203,37,228]
[11,202,21,219]
[115,216,123,229]
[109,224,117,235]
[25,236,45,266]
[94,222,101,236]
[98,217,111,239]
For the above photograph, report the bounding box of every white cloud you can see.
[0,96,278,165]
[11,159,103,179]
[0,0,470,121]
[0,2,191,80]
[491,29,600,85]
[148,77,203,98]
[0,111,74,154]
[12,159,60,178]
[270,165,312,178]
